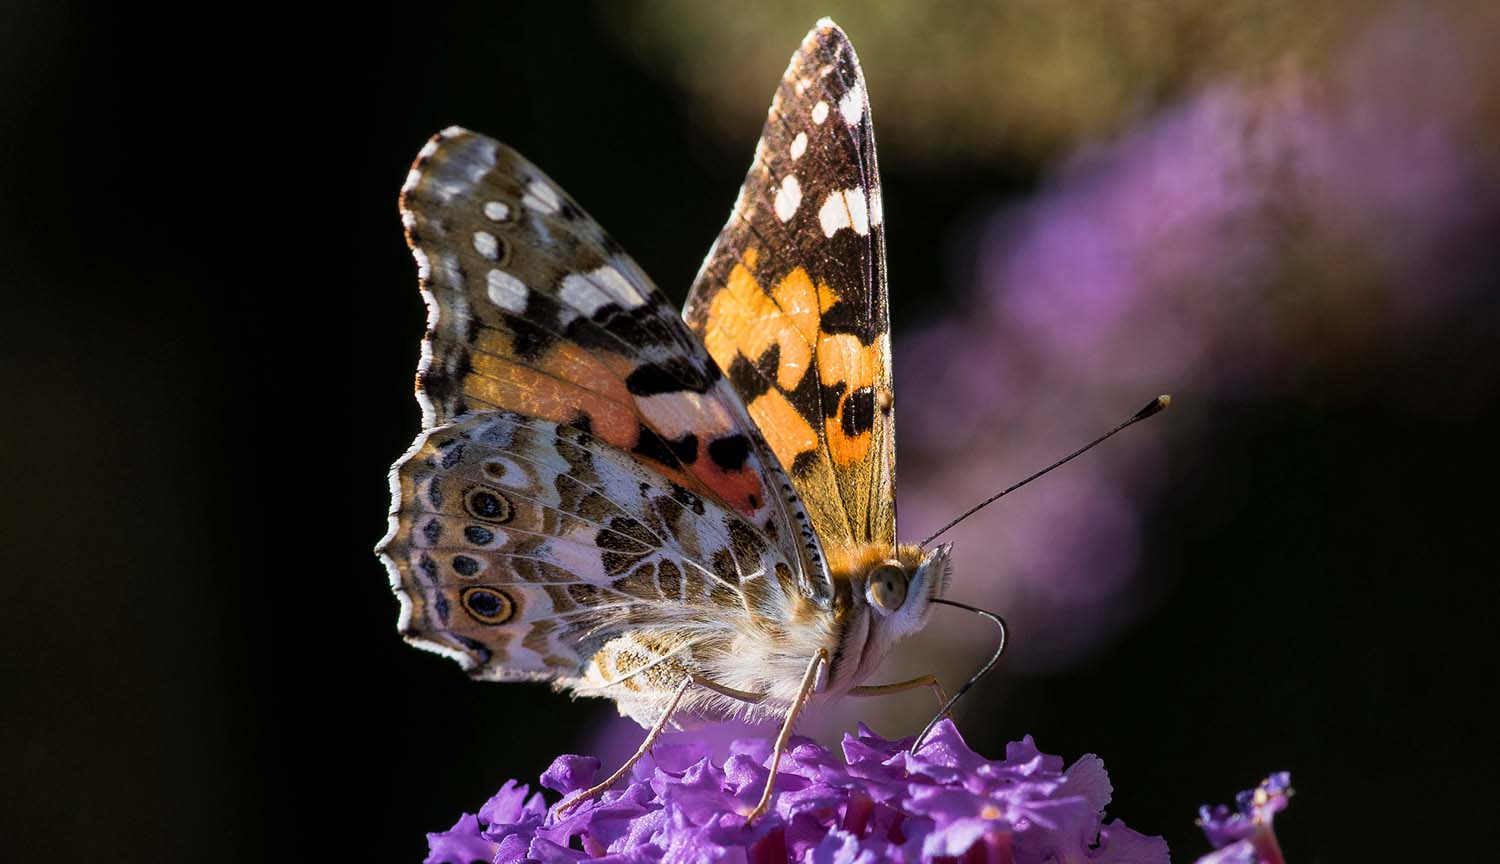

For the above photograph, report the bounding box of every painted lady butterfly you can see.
[380,19,969,819]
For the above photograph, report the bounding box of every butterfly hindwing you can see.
[378,410,804,686]
[683,21,896,566]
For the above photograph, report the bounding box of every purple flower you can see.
[424,720,1169,864]
[1193,773,1292,864]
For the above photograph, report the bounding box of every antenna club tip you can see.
[1132,394,1172,421]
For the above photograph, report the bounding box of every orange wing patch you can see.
[816,332,885,467]
[459,334,769,516]
[466,331,639,449]
[747,389,817,472]
[692,242,897,550]
[703,259,818,393]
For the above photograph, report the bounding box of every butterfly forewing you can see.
[684,22,896,569]
[395,128,827,584]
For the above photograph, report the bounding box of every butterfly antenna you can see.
[918,395,1171,548]
[910,598,1007,753]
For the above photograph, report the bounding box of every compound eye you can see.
[866,564,908,612]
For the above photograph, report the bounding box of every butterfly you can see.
[378,19,962,821]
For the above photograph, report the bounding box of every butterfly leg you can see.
[745,648,829,823]
[848,674,948,706]
[557,676,696,814]
[689,675,769,705]
[559,675,770,815]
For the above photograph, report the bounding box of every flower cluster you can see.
[425,720,1169,864]
[1194,773,1293,864]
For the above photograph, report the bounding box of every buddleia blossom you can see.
[1192,773,1293,864]
[424,720,1168,864]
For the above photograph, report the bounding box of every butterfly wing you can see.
[381,128,833,681]
[683,21,895,568]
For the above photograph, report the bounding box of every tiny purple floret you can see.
[1193,772,1293,864]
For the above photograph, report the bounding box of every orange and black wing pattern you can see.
[684,20,895,568]
[396,127,828,591]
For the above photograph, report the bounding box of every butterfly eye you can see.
[866,564,908,612]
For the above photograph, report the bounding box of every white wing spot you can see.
[486,269,528,313]
[636,391,721,440]
[812,101,829,124]
[483,201,511,222]
[589,264,648,309]
[869,186,884,227]
[774,175,802,222]
[818,194,848,237]
[818,187,871,238]
[790,132,808,160]
[560,272,613,317]
[794,78,810,96]
[848,189,870,236]
[522,179,561,214]
[839,82,865,126]
[472,231,499,260]
[402,168,423,193]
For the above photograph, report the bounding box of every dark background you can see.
[4,3,1496,862]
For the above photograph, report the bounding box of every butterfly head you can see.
[860,543,952,640]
